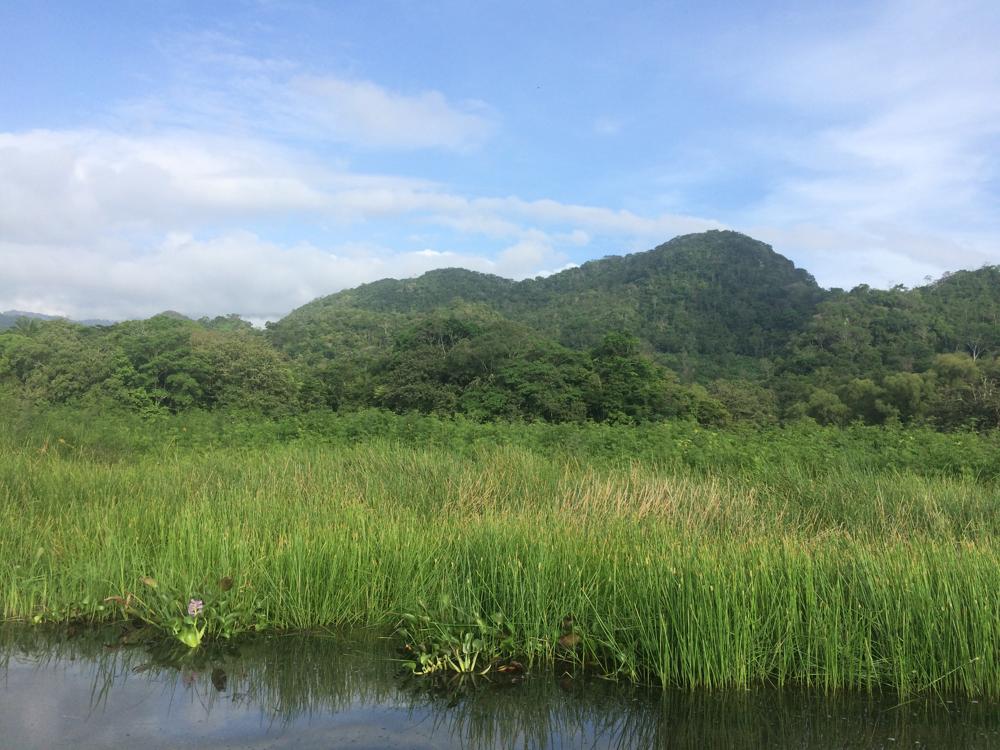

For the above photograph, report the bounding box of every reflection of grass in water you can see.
[0,441,999,695]
[0,626,663,745]
[2,627,999,749]
[0,626,402,719]
[408,677,665,750]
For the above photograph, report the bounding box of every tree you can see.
[881,372,927,423]
[839,378,894,424]
[804,388,849,426]
[708,379,778,426]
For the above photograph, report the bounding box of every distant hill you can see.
[4,230,1000,429]
[0,310,114,330]
[275,231,828,377]
[0,310,62,329]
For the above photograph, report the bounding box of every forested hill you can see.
[284,231,827,367]
[3,230,1000,429]
[0,310,113,330]
[1,311,67,330]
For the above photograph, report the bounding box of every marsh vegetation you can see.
[5,626,997,749]
[2,408,997,695]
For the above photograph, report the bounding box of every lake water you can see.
[1,626,997,749]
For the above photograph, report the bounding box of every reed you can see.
[1,433,998,695]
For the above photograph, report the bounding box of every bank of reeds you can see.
[1,438,998,695]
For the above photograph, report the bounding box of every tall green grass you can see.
[1,429,998,695]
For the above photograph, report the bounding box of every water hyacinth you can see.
[187,599,204,617]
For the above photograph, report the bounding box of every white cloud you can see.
[0,123,728,320]
[0,130,335,244]
[731,0,1000,285]
[477,197,725,241]
[497,237,564,278]
[119,33,495,152]
[593,116,624,136]
[285,76,494,150]
[557,229,590,246]
[0,229,572,322]
[743,224,963,290]
[0,30,731,321]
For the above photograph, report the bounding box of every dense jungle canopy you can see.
[4,230,1000,429]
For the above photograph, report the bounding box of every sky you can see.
[1,0,998,323]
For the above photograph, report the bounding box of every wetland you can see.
[2,627,998,749]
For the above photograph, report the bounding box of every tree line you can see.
[2,231,999,430]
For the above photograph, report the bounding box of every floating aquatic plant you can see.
[174,600,207,649]
[398,602,542,677]
[98,576,260,649]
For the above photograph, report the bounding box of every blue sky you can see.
[2,0,998,321]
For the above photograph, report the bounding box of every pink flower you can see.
[188,598,204,617]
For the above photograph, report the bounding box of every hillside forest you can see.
[3,230,1000,430]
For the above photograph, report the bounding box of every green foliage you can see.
[292,231,826,362]
[0,315,301,416]
[708,379,778,425]
[0,311,63,331]
[924,267,1000,359]
[587,333,725,424]
[802,388,848,426]
[398,604,529,676]
[2,420,999,695]
[361,313,722,424]
[881,372,928,423]
[2,231,1000,430]
[788,285,936,376]
[101,574,264,648]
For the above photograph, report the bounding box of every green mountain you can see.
[262,230,1000,427]
[4,230,1000,429]
[0,310,63,331]
[277,231,827,374]
[0,310,114,330]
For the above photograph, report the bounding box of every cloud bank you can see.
[3,2,999,320]
[0,126,720,321]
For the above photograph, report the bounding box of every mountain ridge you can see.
[3,230,1000,428]
[0,310,114,330]
[277,230,828,368]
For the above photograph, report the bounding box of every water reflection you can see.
[1,625,997,749]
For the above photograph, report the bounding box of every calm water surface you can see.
[1,626,997,749]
